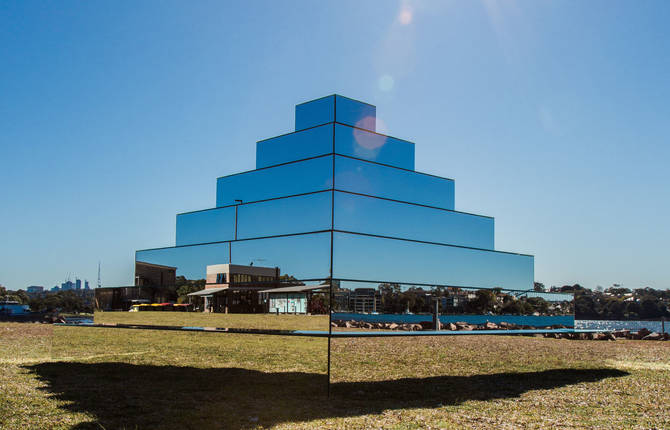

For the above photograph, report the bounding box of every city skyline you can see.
[1,1,669,291]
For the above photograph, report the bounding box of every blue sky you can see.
[1,1,668,291]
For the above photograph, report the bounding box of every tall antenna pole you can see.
[97,261,101,289]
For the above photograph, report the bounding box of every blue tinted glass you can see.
[334,95,376,131]
[332,232,533,290]
[216,156,333,206]
[334,192,494,249]
[231,232,331,280]
[295,95,334,131]
[237,192,332,239]
[334,155,454,209]
[334,124,414,170]
[256,124,333,169]
[176,207,235,246]
[136,242,230,281]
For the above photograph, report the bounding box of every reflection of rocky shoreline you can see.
[331,319,670,341]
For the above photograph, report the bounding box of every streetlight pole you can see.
[230,199,243,263]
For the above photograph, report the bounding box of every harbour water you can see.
[332,313,669,333]
[576,319,668,334]
[332,313,574,327]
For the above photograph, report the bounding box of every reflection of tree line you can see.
[335,284,573,316]
[551,284,670,320]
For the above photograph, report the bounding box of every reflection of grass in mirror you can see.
[94,310,329,330]
[1,317,668,429]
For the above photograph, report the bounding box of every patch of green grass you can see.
[94,310,329,331]
[1,314,668,429]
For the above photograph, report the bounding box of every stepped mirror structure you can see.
[128,94,573,334]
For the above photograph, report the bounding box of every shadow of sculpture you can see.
[26,362,627,429]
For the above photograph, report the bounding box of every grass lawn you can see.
[0,312,668,429]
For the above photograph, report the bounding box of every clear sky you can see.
[1,1,668,291]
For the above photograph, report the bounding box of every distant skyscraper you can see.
[61,280,75,291]
[84,280,90,290]
[75,279,82,290]
[26,286,44,294]
[51,286,60,292]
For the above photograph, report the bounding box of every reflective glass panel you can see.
[176,206,236,246]
[334,191,494,249]
[256,124,333,169]
[334,123,414,170]
[330,280,574,332]
[231,232,331,281]
[216,155,333,207]
[334,95,376,131]
[136,242,231,281]
[332,232,533,290]
[237,191,332,239]
[334,155,454,209]
[295,95,335,131]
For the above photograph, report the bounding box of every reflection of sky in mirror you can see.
[333,232,533,290]
[256,124,333,169]
[176,206,235,246]
[237,192,331,239]
[138,232,331,281]
[334,191,493,249]
[334,95,376,130]
[294,95,334,131]
[216,155,333,207]
[334,155,454,209]
[136,242,230,280]
[335,124,414,169]
[231,232,331,280]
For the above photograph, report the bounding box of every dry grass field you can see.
[1,312,668,429]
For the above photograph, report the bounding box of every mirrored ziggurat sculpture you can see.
[128,94,572,328]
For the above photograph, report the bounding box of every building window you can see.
[216,273,227,284]
[232,274,252,284]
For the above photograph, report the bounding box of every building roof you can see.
[188,284,289,296]
[259,285,330,294]
[187,287,228,296]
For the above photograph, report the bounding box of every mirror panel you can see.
[334,191,494,249]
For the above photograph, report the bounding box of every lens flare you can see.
[353,116,387,158]
[398,7,413,25]
[378,74,395,92]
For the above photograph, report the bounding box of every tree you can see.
[533,282,546,292]
[465,290,496,314]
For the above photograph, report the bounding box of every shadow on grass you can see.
[26,362,627,429]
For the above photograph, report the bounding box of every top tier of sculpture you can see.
[255,95,415,171]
